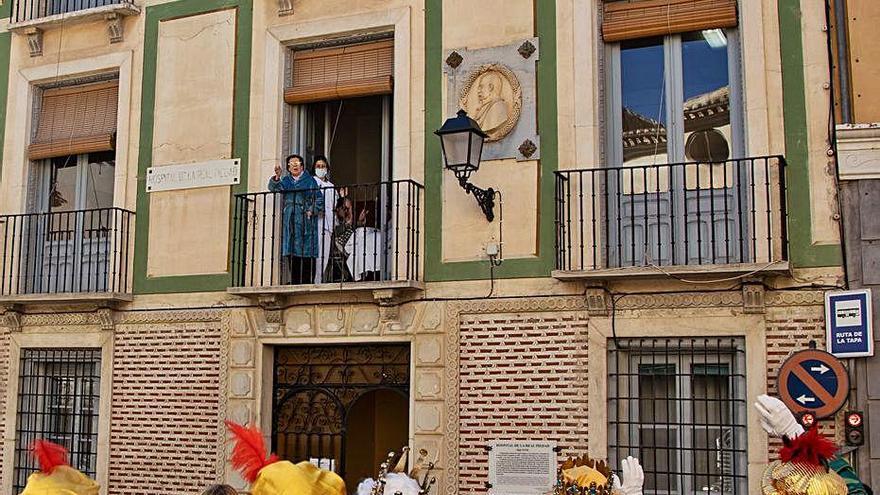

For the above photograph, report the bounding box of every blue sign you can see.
[826,289,874,358]
[778,349,850,418]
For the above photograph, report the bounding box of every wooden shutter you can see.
[284,39,394,105]
[602,0,738,42]
[28,80,118,160]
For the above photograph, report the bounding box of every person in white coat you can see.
[312,155,338,284]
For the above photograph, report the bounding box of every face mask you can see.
[315,168,328,179]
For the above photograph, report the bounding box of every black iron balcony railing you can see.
[11,0,134,23]
[232,180,423,288]
[0,207,134,296]
[555,155,788,272]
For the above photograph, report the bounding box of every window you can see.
[605,29,746,266]
[608,338,747,495]
[13,348,101,494]
[22,78,120,294]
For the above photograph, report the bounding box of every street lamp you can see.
[434,109,496,222]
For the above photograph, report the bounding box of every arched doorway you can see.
[272,343,410,488]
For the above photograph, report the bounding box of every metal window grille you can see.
[13,348,101,494]
[608,337,747,495]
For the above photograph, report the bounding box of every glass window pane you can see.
[621,37,668,167]
[638,363,677,424]
[640,427,679,491]
[682,30,733,190]
[48,156,78,214]
[84,152,115,210]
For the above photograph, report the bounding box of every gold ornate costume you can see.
[761,427,848,495]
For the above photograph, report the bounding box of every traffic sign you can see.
[777,349,850,419]
[826,289,874,358]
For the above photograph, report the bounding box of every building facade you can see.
[833,0,880,490]
[0,0,852,494]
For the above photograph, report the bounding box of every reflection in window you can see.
[621,37,667,167]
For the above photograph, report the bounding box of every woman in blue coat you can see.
[268,154,324,284]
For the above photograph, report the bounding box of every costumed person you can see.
[226,421,345,495]
[268,154,324,285]
[21,439,99,495]
[553,454,644,495]
[355,447,436,495]
[312,155,338,284]
[755,394,870,494]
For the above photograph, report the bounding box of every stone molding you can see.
[836,124,880,181]
[216,312,232,481]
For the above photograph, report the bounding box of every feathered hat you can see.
[226,421,346,495]
[761,428,848,495]
[20,440,99,495]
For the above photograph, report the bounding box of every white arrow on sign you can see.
[810,364,830,374]
[797,394,817,405]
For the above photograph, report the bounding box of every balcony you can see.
[229,180,424,301]
[554,155,789,280]
[9,0,141,56]
[0,207,134,304]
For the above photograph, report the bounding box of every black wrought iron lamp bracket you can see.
[457,175,495,222]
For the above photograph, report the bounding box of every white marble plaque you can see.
[146,159,241,192]
[488,440,557,495]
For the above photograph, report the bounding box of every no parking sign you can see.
[777,349,850,419]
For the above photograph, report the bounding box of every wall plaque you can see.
[487,440,557,495]
[445,38,540,161]
[146,159,241,192]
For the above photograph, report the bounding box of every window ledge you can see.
[0,291,133,306]
[552,261,790,281]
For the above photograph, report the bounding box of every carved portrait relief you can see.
[459,64,522,142]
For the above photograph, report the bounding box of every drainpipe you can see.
[834,0,853,123]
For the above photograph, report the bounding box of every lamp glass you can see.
[441,130,474,171]
[468,131,484,168]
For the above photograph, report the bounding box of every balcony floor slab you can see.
[0,291,133,306]
[228,280,424,297]
[552,261,790,281]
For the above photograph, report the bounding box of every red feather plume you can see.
[780,427,838,467]
[225,421,279,483]
[30,440,69,474]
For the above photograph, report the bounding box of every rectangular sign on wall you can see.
[487,440,557,495]
[826,289,874,358]
[146,159,240,192]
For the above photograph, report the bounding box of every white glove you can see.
[754,394,804,439]
[612,456,644,495]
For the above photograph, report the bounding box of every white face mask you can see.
[315,168,328,179]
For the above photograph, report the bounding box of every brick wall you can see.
[109,321,225,494]
[765,304,839,457]
[457,311,589,494]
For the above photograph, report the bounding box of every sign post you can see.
[825,289,874,358]
[777,349,850,419]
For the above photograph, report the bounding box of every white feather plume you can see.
[382,473,422,495]
[357,478,377,495]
